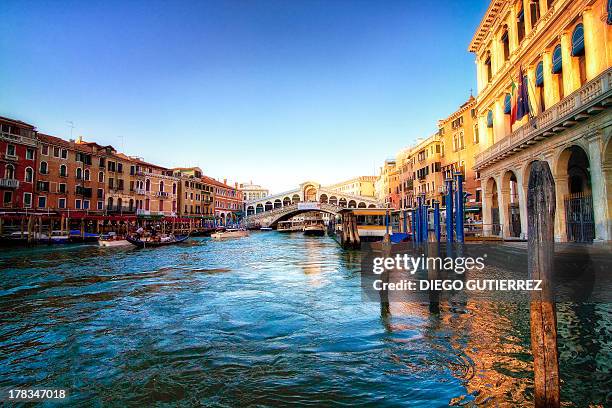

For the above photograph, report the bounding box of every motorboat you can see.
[260,227,273,231]
[303,218,325,236]
[99,232,131,247]
[277,220,303,232]
[126,234,189,248]
[211,228,249,239]
[48,230,70,244]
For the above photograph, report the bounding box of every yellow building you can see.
[412,134,444,207]
[326,176,378,198]
[438,96,483,217]
[172,167,214,216]
[134,160,179,216]
[470,0,611,241]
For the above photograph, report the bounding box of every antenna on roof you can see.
[66,120,75,139]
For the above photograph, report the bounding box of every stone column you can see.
[498,175,511,239]
[587,132,609,241]
[553,175,569,242]
[482,179,492,237]
[560,31,578,95]
[542,51,555,109]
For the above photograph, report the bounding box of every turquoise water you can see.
[0,233,610,406]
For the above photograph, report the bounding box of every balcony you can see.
[135,188,146,195]
[475,68,612,170]
[1,153,18,161]
[155,191,169,198]
[0,178,19,188]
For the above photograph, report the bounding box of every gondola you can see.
[126,234,190,248]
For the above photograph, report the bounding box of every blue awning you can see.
[486,110,493,128]
[504,94,511,114]
[608,0,612,25]
[552,45,562,74]
[571,24,585,56]
[536,61,544,87]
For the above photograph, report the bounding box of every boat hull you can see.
[126,235,189,248]
[99,239,131,247]
[303,228,325,237]
[211,230,249,239]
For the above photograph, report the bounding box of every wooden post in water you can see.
[527,160,560,408]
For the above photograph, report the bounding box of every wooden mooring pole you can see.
[527,160,560,408]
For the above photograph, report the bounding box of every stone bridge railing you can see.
[244,202,344,228]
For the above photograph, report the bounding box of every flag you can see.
[510,78,518,126]
[513,65,530,125]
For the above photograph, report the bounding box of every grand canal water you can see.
[0,232,610,406]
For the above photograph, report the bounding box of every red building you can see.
[0,117,37,211]
[202,177,243,225]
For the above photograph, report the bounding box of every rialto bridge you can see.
[244,181,381,227]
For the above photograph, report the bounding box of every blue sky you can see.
[1,0,488,193]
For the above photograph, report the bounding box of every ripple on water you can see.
[0,234,610,406]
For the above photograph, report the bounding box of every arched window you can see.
[145,179,151,191]
[25,167,33,183]
[159,181,164,192]
[535,61,544,87]
[552,44,562,74]
[484,53,492,82]
[500,27,509,61]
[571,24,585,56]
[129,199,134,211]
[172,183,177,194]
[5,164,15,179]
[76,168,82,180]
[487,110,494,128]
[529,0,540,28]
[84,169,90,181]
[60,164,67,177]
[107,197,114,210]
[39,161,48,174]
[117,198,122,209]
[98,171,104,182]
[504,94,512,114]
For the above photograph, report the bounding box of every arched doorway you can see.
[256,203,264,214]
[265,201,273,211]
[292,194,300,204]
[329,196,338,205]
[558,145,594,242]
[283,197,291,207]
[339,198,347,208]
[304,185,317,202]
[247,206,255,216]
[319,194,328,203]
[348,200,356,208]
[502,170,521,238]
[358,202,366,208]
[274,199,282,209]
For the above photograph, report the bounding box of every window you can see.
[5,164,15,179]
[117,163,123,173]
[552,44,564,98]
[39,161,48,174]
[517,5,525,43]
[25,167,34,183]
[109,177,114,189]
[98,171,104,182]
[159,181,164,192]
[3,191,12,205]
[26,148,34,160]
[58,198,66,209]
[38,196,47,208]
[76,168,83,180]
[59,183,66,193]
[535,61,545,111]
[474,125,480,144]
[97,188,103,198]
[75,199,82,209]
[83,200,90,210]
[504,93,512,114]
[487,110,494,128]
[41,144,49,155]
[571,24,586,85]
[107,197,114,209]
[118,179,124,190]
[484,53,492,83]
[53,146,60,157]
[37,181,49,192]
[97,201,103,210]
[130,165,135,175]
[99,157,106,168]
[501,28,509,61]
[23,192,32,208]
[61,149,67,159]
[84,169,90,181]
[6,144,16,157]
[60,164,67,177]
[529,0,540,28]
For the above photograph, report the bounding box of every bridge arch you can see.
[319,193,328,203]
[348,200,356,208]
[283,197,291,206]
[358,202,366,208]
[265,201,273,211]
[292,194,300,203]
[339,198,347,207]
[329,196,338,205]
[247,205,255,216]
[274,199,282,209]
[256,203,264,213]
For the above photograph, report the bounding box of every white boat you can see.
[99,239,131,247]
[260,227,273,231]
[303,218,325,236]
[211,228,249,239]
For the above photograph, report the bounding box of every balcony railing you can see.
[1,153,18,161]
[475,67,612,169]
[0,178,19,188]
[135,188,146,195]
[155,191,169,198]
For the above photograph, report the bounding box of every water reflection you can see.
[0,234,609,406]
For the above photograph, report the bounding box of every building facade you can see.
[173,167,214,216]
[204,177,242,224]
[470,0,612,241]
[325,176,378,197]
[438,96,483,219]
[412,134,444,207]
[0,117,37,211]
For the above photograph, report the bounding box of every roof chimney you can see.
[223,178,227,185]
